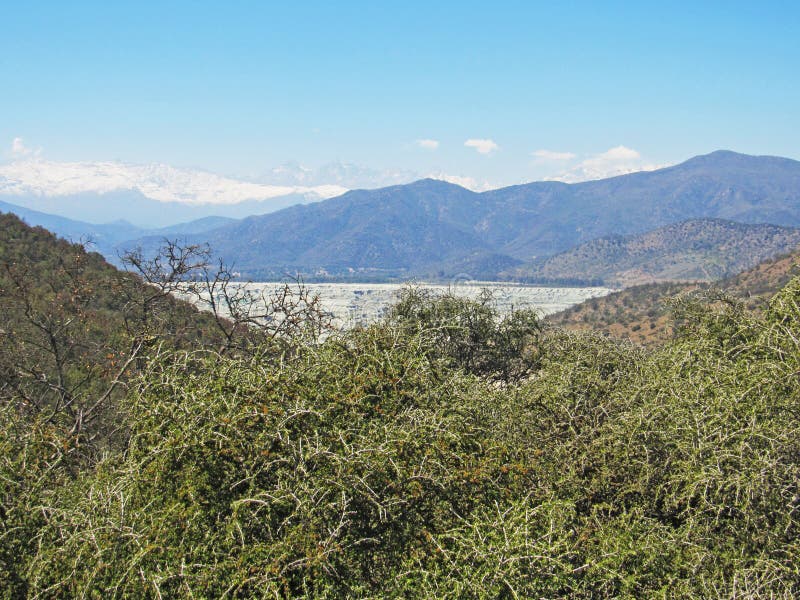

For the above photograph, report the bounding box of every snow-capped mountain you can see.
[0,159,347,205]
[0,156,493,227]
[257,160,419,190]
[0,158,349,227]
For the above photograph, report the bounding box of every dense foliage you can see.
[2,215,800,597]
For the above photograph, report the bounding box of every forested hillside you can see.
[2,214,800,597]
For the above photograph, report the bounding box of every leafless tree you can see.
[1,236,332,460]
[121,240,333,355]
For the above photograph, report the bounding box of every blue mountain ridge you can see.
[6,150,800,283]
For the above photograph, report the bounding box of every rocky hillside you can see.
[510,219,800,286]
[547,244,800,344]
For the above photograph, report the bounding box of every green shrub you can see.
[5,273,800,597]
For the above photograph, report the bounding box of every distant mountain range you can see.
[257,160,421,189]
[0,199,235,260]
[4,150,800,284]
[145,150,800,280]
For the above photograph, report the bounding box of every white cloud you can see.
[464,138,499,155]
[590,145,641,163]
[415,139,439,150]
[532,149,576,161]
[10,137,39,158]
[545,146,670,183]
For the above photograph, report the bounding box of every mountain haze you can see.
[0,199,236,259]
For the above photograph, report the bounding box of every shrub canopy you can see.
[2,223,800,597]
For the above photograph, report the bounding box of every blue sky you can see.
[2,1,799,186]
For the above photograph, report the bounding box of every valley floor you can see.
[217,281,613,327]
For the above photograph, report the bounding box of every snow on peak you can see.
[0,158,348,205]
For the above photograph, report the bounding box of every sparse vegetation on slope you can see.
[511,218,800,287]
[548,243,800,344]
